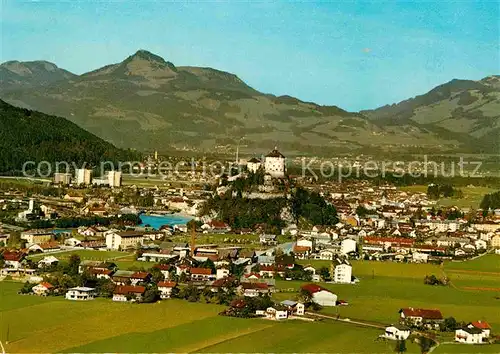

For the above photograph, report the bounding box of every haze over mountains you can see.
[1,50,498,155]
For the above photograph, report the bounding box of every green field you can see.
[28,249,131,262]
[0,281,421,353]
[294,258,500,329]
[2,253,500,352]
[400,185,496,208]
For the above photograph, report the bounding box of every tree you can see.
[395,340,407,353]
[442,317,457,332]
[67,254,81,276]
[20,281,35,294]
[296,288,312,305]
[318,266,331,281]
[356,205,370,217]
[150,267,165,284]
[142,286,160,303]
[417,336,435,354]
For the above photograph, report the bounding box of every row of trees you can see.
[480,191,500,211]
[427,184,463,200]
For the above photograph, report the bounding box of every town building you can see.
[53,173,72,185]
[75,168,92,185]
[264,147,285,178]
[107,170,122,188]
[331,257,352,283]
[105,231,144,250]
[21,229,53,244]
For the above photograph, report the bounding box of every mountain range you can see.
[1,50,498,156]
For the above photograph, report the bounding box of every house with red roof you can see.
[157,281,177,299]
[239,282,270,297]
[190,267,215,281]
[32,282,54,296]
[300,283,337,307]
[130,271,152,285]
[399,307,444,328]
[112,285,146,302]
[467,321,491,338]
[2,251,25,268]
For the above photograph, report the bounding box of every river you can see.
[139,213,193,229]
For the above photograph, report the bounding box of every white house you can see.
[341,238,356,255]
[466,321,491,339]
[412,252,428,263]
[455,327,487,344]
[264,147,286,178]
[383,325,411,340]
[112,285,146,302]
[65,287,95,300]
[318,249,336,260]
[157,281,177,299]
[332,258,352,283]
[38,256,59,268]
[301,283,337,306]
[65,237,82,247]
[265,307,288,320]
[216,268,230,279]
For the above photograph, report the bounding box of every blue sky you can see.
[1,1,498,110]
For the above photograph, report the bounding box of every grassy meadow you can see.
[0,281,419,353]
[1,251,499,352]
[399,185,496,208]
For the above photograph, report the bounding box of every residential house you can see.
[340,238,357,255]
[113,285,146,302]
[383,325,411,340]
[131,271,152,285]
[490,234,500,248]
[455,327,487,344]
[300,283,337,306]
[2,251,25,268]
[216,267,230,279]
[467,321,491,338]
[240,282,270,297]
[293,245,311,260]
[280,300,305,316]
[38,256,59,268]
[65,287,95,300]
[157,281,177,299]
[112,270,136,285]
[32,282,54,296]
[190,268,215,281]
[399,308,443,328]
[260,234,277,245]
[264,307,288,320]
[317,249,336,260]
